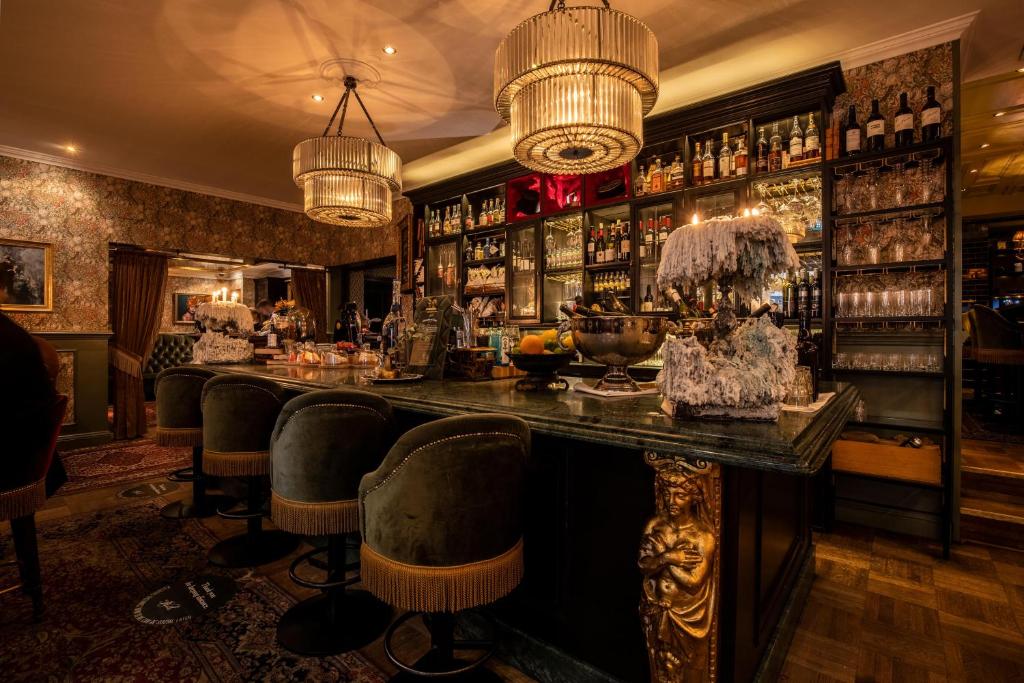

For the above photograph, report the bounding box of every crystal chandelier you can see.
[494,0,658,175]
[293,76,401,227]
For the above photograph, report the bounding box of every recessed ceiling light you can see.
[970,168,978,173]
[980,143,990,148]
[382,45,397,55]
[994,111,1006,117]
[64,144,78,154]
[311,94,324,102]
[1017,67,1024,73]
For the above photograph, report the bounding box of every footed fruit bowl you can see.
[508,352,574,391]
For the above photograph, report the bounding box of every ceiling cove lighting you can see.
[494,0,658,174]
[292,76,401,227]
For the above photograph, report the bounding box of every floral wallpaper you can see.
[831,42,955,146]
[0,156,404,332]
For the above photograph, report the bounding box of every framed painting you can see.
[0,238,53,312]
[173,292,212,323]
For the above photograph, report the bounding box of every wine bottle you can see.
[734,136,748,176]
[587,228,596,265]
[605,224,616,263]
[702,139,716,182]
[866,99,885,152]
[804,113,820,159]
[785,272,798,319]
[796,314,820,401]
[894,92,914,147]
[645,219,655,259]
[642,285,654,312]
[789,115,803,163]
[781,275,792,319]
[756,127,769,173]
[620,222,631,262]
[920,86,941,142]
[844,105,861,156]
[768,122,782,172]
[797,268,810,316]
[719,132,732,179]
[691,142,704,185]
[600,291,631,316]
[596,225,606,264]
[750,302,772,318]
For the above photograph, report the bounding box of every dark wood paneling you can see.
[38,331,112,448]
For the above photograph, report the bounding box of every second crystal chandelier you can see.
[494,0,659,175]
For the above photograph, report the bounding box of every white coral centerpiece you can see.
[192,331,253,364]
[655,215,801,421]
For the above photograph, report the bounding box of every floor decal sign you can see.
[118,481,179,500]
[134,574,237,625]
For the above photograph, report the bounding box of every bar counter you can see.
[204,363,857,682]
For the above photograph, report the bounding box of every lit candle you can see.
[211,290,218,301]
[221,287,227,302]
[231,291,239,303]
[691,213,699,225]
[751,207,761,216]
[742,207,751,217]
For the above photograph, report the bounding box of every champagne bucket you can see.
[560,316,672,392]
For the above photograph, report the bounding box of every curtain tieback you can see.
[110,345,143,378]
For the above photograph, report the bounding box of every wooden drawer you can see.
[832,439,942,486]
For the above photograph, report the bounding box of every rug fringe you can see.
[360,539,523,613]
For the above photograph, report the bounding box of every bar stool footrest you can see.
[166,467,196,483]
[384,611,498,679]
[288,547,360,591]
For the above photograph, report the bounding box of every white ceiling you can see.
[0,1,1021,208]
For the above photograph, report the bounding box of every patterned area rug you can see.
[106,401,159,429]
[57,439,192,495]
[0,501,386,682]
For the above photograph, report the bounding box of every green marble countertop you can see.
[202,364,857,476]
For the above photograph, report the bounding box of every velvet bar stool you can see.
[359,414,530,681]
[201,374,298,568]
[270,388,396,656]
[0,394,66,619]
[154,367,230,519]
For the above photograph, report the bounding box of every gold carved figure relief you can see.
[639,454,721,683]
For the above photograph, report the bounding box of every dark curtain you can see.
[292,268,327,342]
[110,251,167,439]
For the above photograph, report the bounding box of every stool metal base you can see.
[208,529,298,568]
[160,494,234,520]
[385,611,498,680]
[277,589,392,656]
[167,466,196,483]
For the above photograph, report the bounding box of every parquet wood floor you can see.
[780,524,1024,683]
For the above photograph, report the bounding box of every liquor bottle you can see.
[474,240,484,261]
[920,86,941,142]
[844,105,861,156]
[702,139,716,182]
[811,269,822,318]
[635,165,647,197]
[620,221,631,262]
[464,240,474,262]
[669,154,685,189]
[789,115,804,163]
[865,99,885,152]
[596,225,606,264]
[804,113,820,159]
[442,207,450,234]
[638,229,647,260]
[641,285,655,312]
[465,205,475,230]
[719,133,732,180]
[658,216,669,245]
[734,136,748,176]
[796,314,820,401]
[768,122,783,172]
[488,237,500,258]
[894,92,914,147]
[586,228,596,265]
[645,219,656,259]
[797,268,810,316]
[651,158,665,194]
[691,142,704,185]
[756,127,769,173]
[785,272,798,318]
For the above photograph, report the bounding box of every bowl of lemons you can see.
[508,329,575,391]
